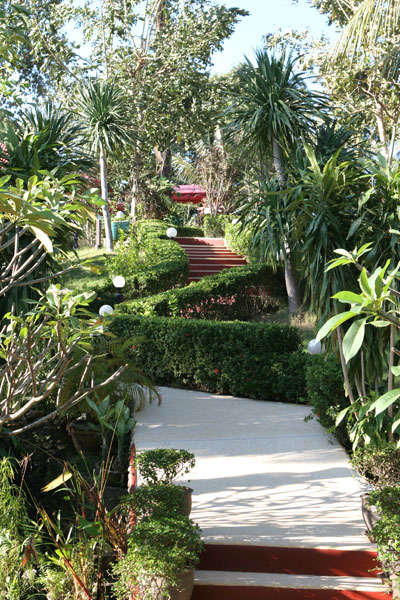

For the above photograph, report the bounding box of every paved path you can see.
[135,387,371,550]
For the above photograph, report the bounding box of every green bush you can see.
[92,230,189,309]
[368,487,400,580]
[203,214,231,237]
[108,315,307,402]
[117,263,285,320]
[350,443,400,489]
[176,226,204,237]
[225,221,259,261]
[305,354,349,447]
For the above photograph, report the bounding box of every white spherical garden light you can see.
[307,338,324,355]
[99,304,114,317]
[166,227,177,239]
[113,275,126,289]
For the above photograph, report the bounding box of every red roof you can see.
[171,184,206,204]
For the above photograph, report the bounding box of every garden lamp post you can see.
[113,275,126,303]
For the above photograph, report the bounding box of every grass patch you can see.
[261,306,317,348]
[60,246,111,293]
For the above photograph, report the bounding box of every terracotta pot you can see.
[133,570,194,600]
[361,492,379,534]
[103,485,129,511]
[68,420,102,455]
[179,485,193,517]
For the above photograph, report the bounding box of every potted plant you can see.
[111,212,131,240]
[122,483,186,521]
[112,515,204,600]
[135,449,195,516]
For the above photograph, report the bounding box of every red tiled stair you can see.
[192,543,391,600]
[175,237,247,282]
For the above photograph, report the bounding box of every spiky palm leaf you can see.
[331,0,400,61]
[0,102,94,182]
[226,47,327,161]
[75,80,134,155]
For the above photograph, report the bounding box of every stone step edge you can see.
[194,571,390,592]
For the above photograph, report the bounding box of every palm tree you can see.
[227,47,327,313]
[0,102,94,182]
[75,80,133,251]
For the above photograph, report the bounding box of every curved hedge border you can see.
[136,219,204,241]
[108,315,308,403]
[117,263,285,320]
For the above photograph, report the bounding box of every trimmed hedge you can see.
[225,221,258,262]
[135,219,204,241]
[108,315,308,402]
[116,263,285,320]
[176,226,204,237]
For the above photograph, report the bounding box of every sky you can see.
[210,0,339,74]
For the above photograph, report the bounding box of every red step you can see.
[192,585,390,600]
[176,237,247,282]
[192,545,390,600]
[176,237,226,246]
[198,544,381,578]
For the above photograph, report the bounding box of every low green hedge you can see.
[135,220,204,241]
[116,263,285,320]
[108,315,308,402]
[176,226,204,237]
[305,353,349,449]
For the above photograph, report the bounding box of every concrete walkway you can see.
[134,387,371,551]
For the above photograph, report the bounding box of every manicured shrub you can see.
[176,226,204,237]
[117,263,285,320]
[350,443,400,489]
[368,486,400,581]
[305,353,349,447]
[108,315,307,402]
[92,228,189,309]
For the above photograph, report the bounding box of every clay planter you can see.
[133,570,195,600]
[361,492,379,536]
[180,485,193,517]
[68,420,102,455]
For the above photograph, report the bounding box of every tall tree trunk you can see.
[375,102,389,161]
[272,137,301,314]
[99,147,113,252]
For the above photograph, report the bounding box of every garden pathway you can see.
[134,387,390,599]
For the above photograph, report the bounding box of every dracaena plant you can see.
[316,242,400,448]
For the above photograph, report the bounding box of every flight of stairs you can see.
[192,543,391,600]
[175,237,247,282]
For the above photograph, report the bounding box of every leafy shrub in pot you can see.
[135,449,195,486]
[350,443,400,489]
[112,516,204,600]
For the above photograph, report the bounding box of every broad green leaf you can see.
[332,291,364,304]
[326,257,352,271]
[316,311,357,342]
[342,318,366,362]
[368,388,400,416]
[30,226,53,252]
[370,320,390,328]
[335,405,351,426]
[359,268,373,299]
[334,248,353,259]
[42,471,72,492]
[392,365,400,376]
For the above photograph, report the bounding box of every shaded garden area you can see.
[1,0,400,598]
